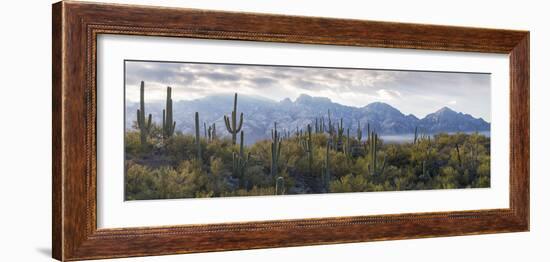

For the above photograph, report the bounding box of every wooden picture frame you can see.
[52,1,529,261]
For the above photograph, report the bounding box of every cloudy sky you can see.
[125,60,491,121]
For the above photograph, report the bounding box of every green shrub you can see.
[125,131,491,199]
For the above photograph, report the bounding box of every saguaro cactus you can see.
[207,123,217,142]
[455,143,462,168]
[136,81,152,145]
[327,110,334,136]
[344,128,352,159]
[270,122,282,177]
[194,112,201,163]
[336,118,345,151]
[305,124,313,174]
[232,131,250,182]
[368,131,386,176]
[211,123,216,140]
[275,176,285,195]
[367,123,371,141]
[315,117,319,134]
[322,141,331,192]
[162,86,176,139]
[363,123,371,153]
[370,131,378,173]
[223,93,244,144]
[356,120,362,142]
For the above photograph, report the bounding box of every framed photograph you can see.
[52,1,529,261]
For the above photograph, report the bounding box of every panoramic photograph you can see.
[124,60,491,200]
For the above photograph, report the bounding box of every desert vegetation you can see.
[125,82,490,200]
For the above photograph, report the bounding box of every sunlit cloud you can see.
[376,89,402,100]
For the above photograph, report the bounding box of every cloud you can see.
[198,72,240,82]
[125,61,491,121]
[249,77,277,87]
[376,89,402,100]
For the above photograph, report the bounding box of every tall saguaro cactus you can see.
[344,128,352,159]
[211,123,216,140]
[368,130,386,176]
[367,123,371,141]
[327,110,334,136]
[336,118,345,151]
[224,93,244,144]
[270,122,282,177]
[162,86,176,139]
[232,131,250,183]
[207,123,216,142]
[194,112,202,163]
[356,120,362,142]
[455,143,462,168]
[136,81,152,145]
[305,124,313,175]
[322,141,331,192]
[370,131,378,173]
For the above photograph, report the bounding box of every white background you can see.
[0,0,547,261]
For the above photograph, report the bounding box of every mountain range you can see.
[125,94,490,144]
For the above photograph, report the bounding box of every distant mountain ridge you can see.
[126,94,490,144]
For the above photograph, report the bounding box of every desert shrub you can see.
[125,131,492,199]
[330,173,368,193]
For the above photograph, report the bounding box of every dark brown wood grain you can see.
[52,1,530,261]
[52,3,63,260]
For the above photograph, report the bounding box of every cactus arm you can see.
[224,115,232,132]
[161,87,176,138]
[236,112,244,132]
